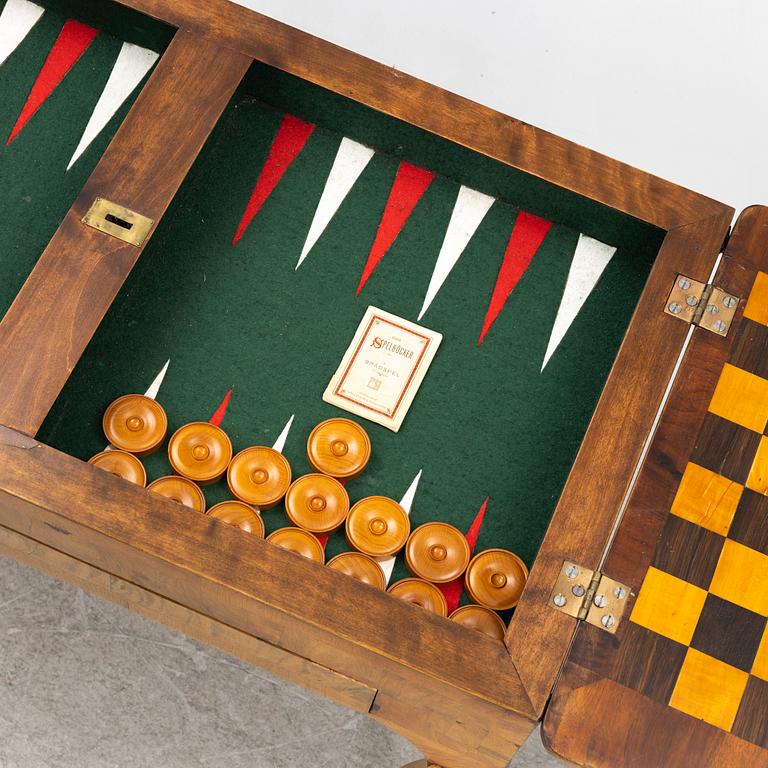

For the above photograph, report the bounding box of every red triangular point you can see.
[478,211,552,345]
[440,497,488,614]
[231,113,315,245]
[464,496,488,552]
[356,161,435,295]
[7,19,98,145]
[209,388,232,427]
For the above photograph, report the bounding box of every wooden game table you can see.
[0,1,766,766]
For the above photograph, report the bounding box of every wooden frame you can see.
[543,206,768,767]
[0,2,736,766]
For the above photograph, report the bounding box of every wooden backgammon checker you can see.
[284,473,349,533]
[345,496,411,558]
[405,522,471,583]
[2,2,766,765]
[147,475,207,512]
[449,605,507,642]
[464,549,528,611]
[326,552,386,590]
[227,446,291,509]
[267,527,325,564]
[388,578,449,617]
[307,418,371,479]
[103,394,167,456]
[168,422,232,485]
[88,450,147,487]
[207,500,264,537]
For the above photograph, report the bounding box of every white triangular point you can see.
[295,137,374,269]
[271,414,294,454]
[143,358,170,400]
[541,234,617,371]
[0,0,44,69]
[417,185,494,320]
[377,469,422,585]
[67,41,158,170]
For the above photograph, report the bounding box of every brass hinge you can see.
[549,561,631,634]
[664,274,739,336]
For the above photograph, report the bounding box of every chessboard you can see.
[623,270,768,745]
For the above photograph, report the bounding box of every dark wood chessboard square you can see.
[651,515,725,590]
[613,622,688,705]
[729,490,768,556]
[690,595,767,672]
[690,413,762,485]
[732,676,768,748]
[729,318,768,381]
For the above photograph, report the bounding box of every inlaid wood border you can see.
[0,2,737,765]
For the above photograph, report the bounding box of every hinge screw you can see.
[593,594,608,609]
[723,295,737,309]
[714,320,727,333]
[668,302,683,315]
[565,565,580,579]
[553,594,567,608]
[613,586,627,600]
[572,584,586,598]
[601,615,615,629]
[706,303,718,315]
[685,295,699,307]
[678,277,691,290]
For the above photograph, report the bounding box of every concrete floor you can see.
[0,554,568,768]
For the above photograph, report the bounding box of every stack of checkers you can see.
[91,397,528,642]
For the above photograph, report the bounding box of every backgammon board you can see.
[0,1,764,767]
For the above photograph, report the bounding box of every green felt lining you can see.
[37,59,663,582]
[33,0,173,51]
[0,0,666,589]
[242,64,662,252]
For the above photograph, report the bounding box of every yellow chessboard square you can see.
[747,436,768,496]
[752,625,768,681]
[744,272,768,326]
[708,364,768,434]
[669,648,748,732]
[630,567,707,645]
[670,462,742,535]
[710,539,768,616]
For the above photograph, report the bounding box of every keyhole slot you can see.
[82,197,154,246]
[104,213,133,230]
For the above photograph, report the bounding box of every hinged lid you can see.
[545,206,768,767]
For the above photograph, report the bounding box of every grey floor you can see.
[0,554,568,768]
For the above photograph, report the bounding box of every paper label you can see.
[323,306,442,432]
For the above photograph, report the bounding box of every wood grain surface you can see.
[115,0,728,231]
[508,206,733,712]
[0,523,378,715]
[0,31,250,436]
[0,425,535,767]
[545,678,768,768]
[544,206,768,767]
[0,1,746,762]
